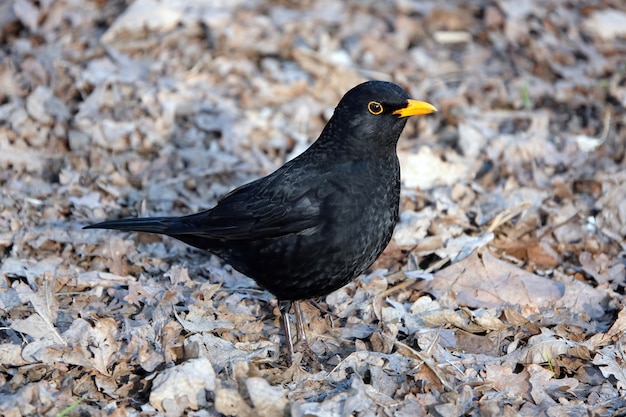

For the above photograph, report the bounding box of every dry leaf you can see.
[428,250,564,309]
[149,357,216,414]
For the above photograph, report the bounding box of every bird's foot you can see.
[292,337,324,372]
[279,300,324,371]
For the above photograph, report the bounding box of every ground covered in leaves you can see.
[1,0,625,416]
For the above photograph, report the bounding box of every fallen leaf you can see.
[149,357,216,413]
[428,250,564,310]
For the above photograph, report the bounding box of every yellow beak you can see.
[392,99,438,118]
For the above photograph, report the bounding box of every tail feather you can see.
[83,217,177,234]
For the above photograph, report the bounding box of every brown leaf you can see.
[149,357,216,413]
[484,364,531,401]
[455,330,509,356]
[428,250,564,310]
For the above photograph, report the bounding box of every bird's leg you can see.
[279,300,295,365]
[280,300,323,370]
[293,300,325,370]
[293,300,308,344]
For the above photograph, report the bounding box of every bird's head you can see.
[325,80,437,152]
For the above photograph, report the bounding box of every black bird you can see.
[85,81,436,363]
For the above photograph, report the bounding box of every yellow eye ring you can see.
[367,101,383,115]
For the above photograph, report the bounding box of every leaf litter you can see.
[0,0,625,416]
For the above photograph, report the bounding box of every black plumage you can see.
[85,80,436,362]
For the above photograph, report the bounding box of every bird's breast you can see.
[317,156,400,248]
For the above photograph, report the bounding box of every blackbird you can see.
[85,80,436,362]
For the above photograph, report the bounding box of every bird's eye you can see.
[367,101,383,115]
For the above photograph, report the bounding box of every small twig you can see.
[536,213,581,240]
[487,201,532,234]
[394,338,455,391]
[378,255,448,299]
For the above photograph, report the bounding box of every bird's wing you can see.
[165,173,325,241]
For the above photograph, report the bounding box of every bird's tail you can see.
[83,217,177,234]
